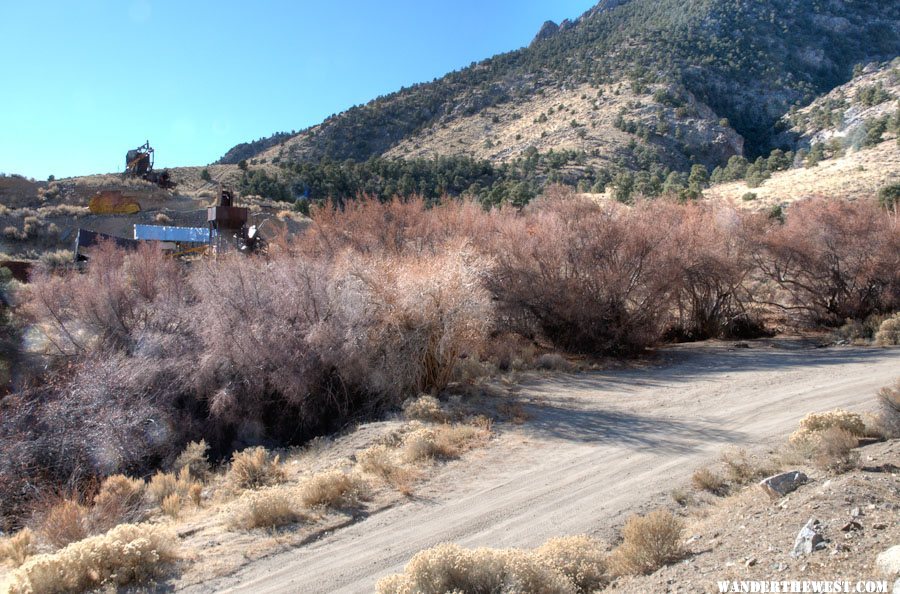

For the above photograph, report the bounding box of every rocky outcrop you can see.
[791,518,827,557]
[759,471,809,499]
[532,21,560,45]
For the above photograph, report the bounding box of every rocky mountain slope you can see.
[220,0,900,176]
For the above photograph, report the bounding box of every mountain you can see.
[219,0,899,179]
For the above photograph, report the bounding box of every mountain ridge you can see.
[218,0,899,173]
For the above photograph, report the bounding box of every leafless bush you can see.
[811,427,859,473]
[691,467,727,496]
[35,500,90,549]
[754,198,900,325]
[25,242,189,354]
[608,510,686,576]
[488,192,679,354]
[720,449,775,486]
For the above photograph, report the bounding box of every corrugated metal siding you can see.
[133,225,210,243]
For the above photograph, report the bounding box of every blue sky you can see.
[0,0,597,180]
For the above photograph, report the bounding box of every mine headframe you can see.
[124,141,176,189]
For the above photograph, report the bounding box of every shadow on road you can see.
[519,344,898,396]
[521,403,743,453]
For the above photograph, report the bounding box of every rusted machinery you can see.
[207,188,265,253]
[124,141,175,189]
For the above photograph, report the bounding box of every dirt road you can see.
[187,341,900,593]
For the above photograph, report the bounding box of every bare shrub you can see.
[8,523,176,594]
[226,447,286,491]
[754,198,900,325]
[535,535,609,592]
[299,470,365,509]
[91,475,146,532]
[189,245,491,444]
[402,395,449,423]
[659,200,763,340]
[1,528,36,566]
[36,500,90,549]
[875,379,900,438]
[812,427,859,473]
[875,312,900,346]
[487,192,679,355]
[608,510,686,576]
[228,487,306,530]
[720,449,774,486]
[670,488,693,506]
[691,467,727,495]
[24,241,188,354]
[172,439,211,481]
[154,213,173,224]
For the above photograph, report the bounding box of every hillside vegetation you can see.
[4,190,898,532]
[222,0,899,168]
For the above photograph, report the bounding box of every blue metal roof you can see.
[133,224,210,243]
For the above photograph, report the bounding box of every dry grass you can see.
[189,484,203,508]
[227,487,307,531]
[691,467,727,496]
[608,510,686,576]
[7,522,177,594]
[147,468,200,506]
[172,440,211,482]
[226,447,287,491]
[91,474,146,532]
[36,500,90,549]
[720,449,775,486]
[0,528,36,567]
[402,395,449,423]
[299,470,366,509]
[160,493,181,519]
[356,444,420,495]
